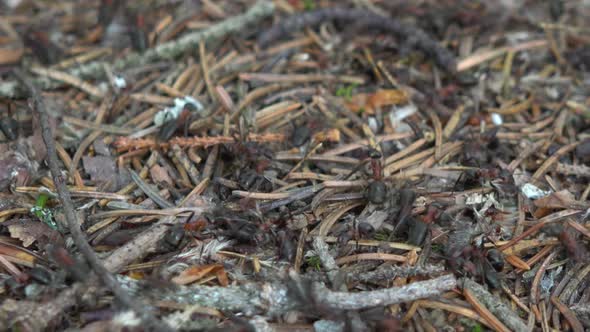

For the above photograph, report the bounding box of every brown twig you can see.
[258,7,457,73]
[113,129,340,152]
[12,69,171,331]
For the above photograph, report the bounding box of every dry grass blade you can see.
[425,109,443,160]
[498,209,582,252]
[504,254,531,271]
[318,236,421,251]
[316,202,363,236]
[129,169,174,209]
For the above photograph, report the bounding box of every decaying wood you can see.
[461,278,528,332]
[117,273,457,314]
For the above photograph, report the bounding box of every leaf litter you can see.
[0,0,589,331]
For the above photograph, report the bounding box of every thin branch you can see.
[257,7,457,73]
[120,273,456,313]
[350,264,446,283]
[12,69,171,331]
[315,274,457,310]
[113,129,340,152]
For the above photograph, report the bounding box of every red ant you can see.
[158,103,199,141]
[543,223,587,262]
[446,236,504,289]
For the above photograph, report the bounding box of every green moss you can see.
[303,0,316,11]
[335,83,357,101]
[305,255,322,271]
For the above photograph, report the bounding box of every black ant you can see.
[344,147,388,205]
[0,102,20,141]
[445,234,505,289]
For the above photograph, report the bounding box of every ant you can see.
[543,223,587,262]
[0,103,20,141]
[345,147,388,205]
[125,8,148,52]
[22,28,62,65]
[159,211,212,252]
[445,233,505,289]
[198,208,272,247]
[452,127,517,197]
[158,102,201,141]
[337,218,376,249]
[453,164,517,201]
[277,229,297,263]
[221,135,276,192]
[47,244,90,283]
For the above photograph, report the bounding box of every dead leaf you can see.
[150,164,173,186]
[532,207,553,219]
[215,266,229,286]
[344,89,408,114]
[0,243,36,265]
[5,219,64,248]
[83,155,116,183]
[0,151,31,190]
[534,190,589,210]
[171,263,226,285]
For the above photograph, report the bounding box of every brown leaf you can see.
[149,164,173,186]
[215,266,229,286]
[344,89,408,114]
[0,151,32,190]
[5,219,64,248]
[533,190,586,210]
[171,263,225,285]
[0,243,36,265]
[83,155,116,183]
[29,112,49,162]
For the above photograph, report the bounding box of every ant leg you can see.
[183,113,195,137]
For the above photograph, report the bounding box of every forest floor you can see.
[0,0,589,331]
